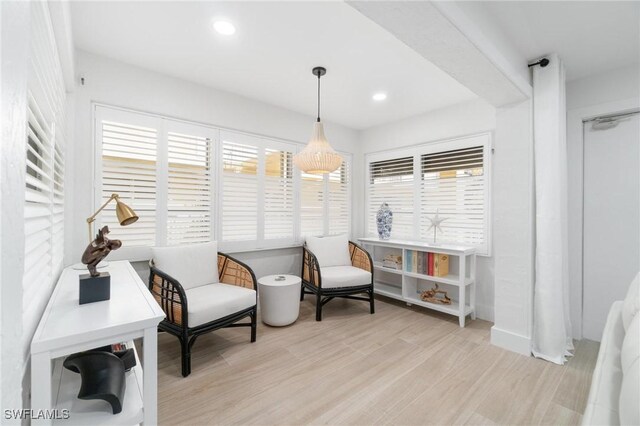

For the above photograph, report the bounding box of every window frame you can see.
[365,133,492,256]
[93,104,352,259]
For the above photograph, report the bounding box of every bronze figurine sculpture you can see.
[82,226,122,277]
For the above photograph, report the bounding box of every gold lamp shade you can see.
[86,193,140,242]
[115,199,139,226]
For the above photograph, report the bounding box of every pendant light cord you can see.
[317,73,321,123]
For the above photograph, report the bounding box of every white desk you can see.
[30,261,165,425]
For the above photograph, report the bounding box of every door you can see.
[583,112,640,341]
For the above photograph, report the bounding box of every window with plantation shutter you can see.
[264,148,294,240]
[99,114,158,247]
[221,136,259,242]
[167,127,213,245]
[420,146,486,251]
[365,134,491,254]
[300,172,324,237]
[368,156,415,238]
[327,160,350,235]
[93,107,352,253]
[23,0,67,356]
[300,156,351,238]
[220,131,298,248]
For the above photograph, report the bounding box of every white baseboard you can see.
[491,326,531,356]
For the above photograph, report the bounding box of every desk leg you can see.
[31,352,52,426]
[142,327,158,425]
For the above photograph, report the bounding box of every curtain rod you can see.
[528,58,549,68]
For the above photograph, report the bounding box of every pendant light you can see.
[293,66,343,174]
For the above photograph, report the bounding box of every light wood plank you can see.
[155,296,599,425]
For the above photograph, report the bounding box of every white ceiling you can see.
[70,1,478,130]
[463,1,640,81]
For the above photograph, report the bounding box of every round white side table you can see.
[258,274,301,326]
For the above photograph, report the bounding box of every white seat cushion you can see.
[185,283,256,327]
[306,235,351,268]
[619,357,640,426]
[583,302,625,426]
[622,272,639,331]
[621,313,640,373]
[321,266,371,289]
[152,242,218,290]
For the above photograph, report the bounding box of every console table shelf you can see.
[359,237,477,327]
[30,261,165,425]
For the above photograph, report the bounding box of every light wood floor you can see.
[156,296,599,425]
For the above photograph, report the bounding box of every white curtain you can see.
[532,53,573,364]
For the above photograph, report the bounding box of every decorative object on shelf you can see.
[376,202,393,240]
[79,226,122,304]
[78,193,137,305]
[293,66,343,174]
[82,226,122,277]
[382,253,402,270]
[63,351,127,415]
[425,208,447,243]
[420,284,452,305]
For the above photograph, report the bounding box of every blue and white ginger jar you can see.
[376,203,393,240]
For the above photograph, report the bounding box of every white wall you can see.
[1,1,30,416]
[69,51,361,279]
[491,100,535,355]
[358,99,497,321]
[566,64,640,338]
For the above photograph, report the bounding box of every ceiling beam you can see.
[347,1,531,107]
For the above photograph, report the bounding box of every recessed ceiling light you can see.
[213,20,236,35]
[372,92,387,101]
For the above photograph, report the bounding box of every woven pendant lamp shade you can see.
[294,122,343,174]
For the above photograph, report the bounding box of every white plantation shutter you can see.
[221,135,259,242]
[264,148,294,240]
[300,172,325,237]
[365,134,490,254]
[167,128,213,245]
[221,131,299,248]
[421,146,486,251]
[327,159,350,235]
[99,115,158,247]
[92,107,352,252]
[24,96,55,317]
[299,154,351,238]
[368,156,415,238]
[23,1,67,356]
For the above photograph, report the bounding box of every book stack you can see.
[406,250,449,277]
[382,254,402,270]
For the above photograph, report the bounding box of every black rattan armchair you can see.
[149,252,257,377]
[301,241,374,321]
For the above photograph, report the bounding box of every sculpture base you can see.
[79,272,111,305]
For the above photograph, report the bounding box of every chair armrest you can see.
[349,241,373,273]
[148,261,188,327]
[302,245,321,287]
[218,253,257,290]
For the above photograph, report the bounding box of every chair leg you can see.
[300,283,305,301]
[369,289,375,314]
[315,292,322,321]
[180,334,191,377]
[250,308,257,342]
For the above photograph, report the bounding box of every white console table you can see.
[359,238,476,327]
[30,261,165,425]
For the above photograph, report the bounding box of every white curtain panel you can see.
[531,53,573,364]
